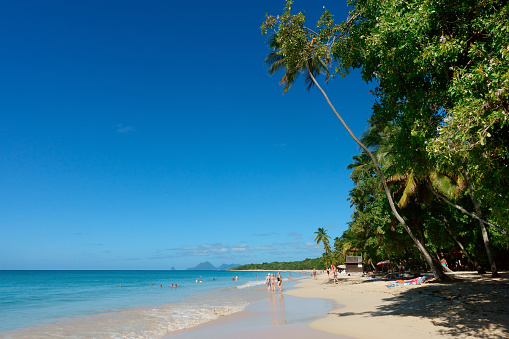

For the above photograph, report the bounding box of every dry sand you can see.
[164,271,508,339]
[289,271,509,339]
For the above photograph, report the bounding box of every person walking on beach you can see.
[277,272,282,291]
[270,274,276,292]
[266,273,271,291]
[313,269,317,280]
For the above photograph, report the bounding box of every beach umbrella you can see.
[337,265,346,269]
[376,260,391,265]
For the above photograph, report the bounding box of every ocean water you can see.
[0,270,302,338]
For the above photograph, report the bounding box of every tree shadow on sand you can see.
[331,273,509,338]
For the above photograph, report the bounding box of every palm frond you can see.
[430,172,465,200]
[398,170,417,208]
[265,52,284,72]
[386,173,408,185]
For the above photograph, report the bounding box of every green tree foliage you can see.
[333,0,508,275]
[314,227,332,253]
[231,257,325,270]
[262,0,449,280]
[345,126,509,272]
[261,0,509,278]
[344,130,417,267]
[332,0,509,231]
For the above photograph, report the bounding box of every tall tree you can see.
[262,0,448,280]
[463,170,499,277]
[331,0,509,233]
[314,227,331,254]
[357,122,502,274]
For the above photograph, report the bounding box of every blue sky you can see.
[1,0,374,270]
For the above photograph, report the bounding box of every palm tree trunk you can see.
[463,170,499,277]
[434,254,455,274]
[430,187,504,234]
[306,65,448,281]
[410,219,426,247]
[442,219,486,274]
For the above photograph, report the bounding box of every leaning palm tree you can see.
[265,33,330,94]
[377,125,499,277]
[262,3,448,280]
[314,227,331,254]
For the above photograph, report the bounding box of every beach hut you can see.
[345,255,363,273]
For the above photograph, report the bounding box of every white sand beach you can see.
[164,270,509,339]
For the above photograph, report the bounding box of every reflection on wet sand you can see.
[269,292,287,325]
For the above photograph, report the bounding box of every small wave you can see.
[237,280,266,289]
[3,302,249,338]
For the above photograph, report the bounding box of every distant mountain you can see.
[187,261,217,270]
[186,261,241,270]
[169,267,176,271]
[218,263,241,270]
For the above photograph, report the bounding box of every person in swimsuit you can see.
[441,258,448,272]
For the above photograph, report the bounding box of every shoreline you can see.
[288,270,509,338]
[1,270,292,338]
[163,270,509,339]
[162,281,344,339]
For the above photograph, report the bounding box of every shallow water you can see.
[0,270,302,338]
[165,294,339,339]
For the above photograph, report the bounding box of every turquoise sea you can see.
[0,270,302,338]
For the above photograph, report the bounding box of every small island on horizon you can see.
[186,261,241,271]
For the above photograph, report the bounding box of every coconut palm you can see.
[263,5,448,280]
[265,31,330,94]
[370,123,499,276]
[314,227,331,254]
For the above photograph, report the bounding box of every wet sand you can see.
[163,270,509,339]
[163,291,348,339]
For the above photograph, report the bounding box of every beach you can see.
[2,270,508,338]
[163,292,344,339]
[0,270,299,338]
[167,270,509,339]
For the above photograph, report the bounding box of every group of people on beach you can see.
[266,272,283,292]
[326,266,339,284]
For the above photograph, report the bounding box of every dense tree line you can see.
[262,0,508,279]
[338,126,509,273]
[231,258,324,271]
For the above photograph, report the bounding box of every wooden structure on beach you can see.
[345,255,363,273]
